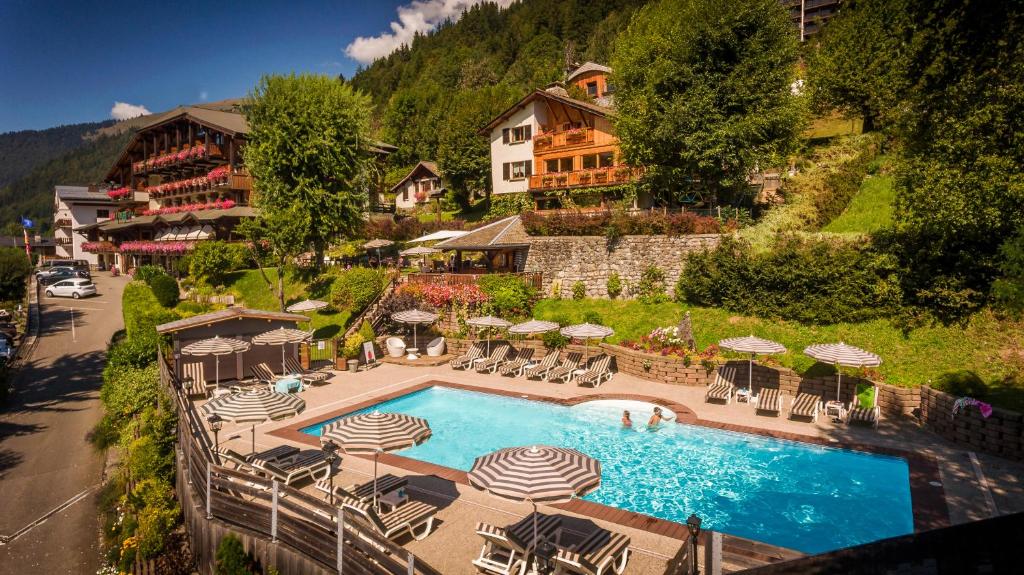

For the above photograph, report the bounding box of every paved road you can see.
[0,274,127,574]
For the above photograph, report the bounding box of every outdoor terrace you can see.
[533,126,596,151]
[529,165,643,191]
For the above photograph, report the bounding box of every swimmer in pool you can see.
[647,407,674,428]
[621,410,632,427]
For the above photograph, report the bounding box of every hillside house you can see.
[390,161,445,210]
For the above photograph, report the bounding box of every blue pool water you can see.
[301,387,913,553]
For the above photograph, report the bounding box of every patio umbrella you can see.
[466,315,512,355]
[560,323,614,361]
[320,410,431,510]
[200,389,305,453]
[182,336,251,388]
[390,309,438,350]
[286,299,328,313]
[363,238,394,267]
[508,319,559,335]
[252,327,313,375]
[803,342,882,401]
[400,245,439,269]
[718,335,787,393]
[468,446,601,558]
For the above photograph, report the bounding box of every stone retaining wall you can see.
[522,234,721,298]
[919,386,1024,461]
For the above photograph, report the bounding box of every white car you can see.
[45,278,97,299]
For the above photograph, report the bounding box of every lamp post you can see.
[686,513,702,575]
[207,413,224,463]
[322,439,340,505]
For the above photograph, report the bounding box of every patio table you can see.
[275,377,302,394]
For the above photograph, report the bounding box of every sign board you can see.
[362,341,377,365]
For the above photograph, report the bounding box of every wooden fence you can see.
[406,271,543,291]
[159,356,442,574]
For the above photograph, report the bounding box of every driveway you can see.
[0,273,127,574]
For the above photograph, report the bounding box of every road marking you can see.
[60,306,105,311]
[969,451,998,517]
[0,486,96,545]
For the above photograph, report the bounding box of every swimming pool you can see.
[300,386,913,553]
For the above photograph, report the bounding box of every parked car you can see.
[37,259,89,271]
[44,278,96,299]
[38,267,90,285]
[0,338,12,360]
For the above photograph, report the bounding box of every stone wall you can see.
[920,386,1024,461]
[523,234,721,298]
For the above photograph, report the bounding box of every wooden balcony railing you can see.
[131,144,224,175]
[55,218,72,228]
[533,127,595,151]
[529,165,642,191]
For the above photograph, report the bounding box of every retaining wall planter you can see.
[919,385,1024,462]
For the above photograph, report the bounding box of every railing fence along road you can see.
[159,355,441,574]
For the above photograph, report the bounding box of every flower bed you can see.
[81,241,117,253]
[118,240,195,255]
[107,187,132,199]
[396,282,489,308]
[145,166,232,197]
[132,144,206,173]
[620,326,722,366]
[142,199,235,216]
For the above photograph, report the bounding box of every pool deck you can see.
[204,363,1024,574]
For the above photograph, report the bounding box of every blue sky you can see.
[0,0,504,133]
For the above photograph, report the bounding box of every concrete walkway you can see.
[0,274,127,574]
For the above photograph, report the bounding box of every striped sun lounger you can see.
[554,527,631,575]
[846,385,880,428]
[705,366,737,404]
[753,387,783,415]
[575,354,613,388]
[450,342,486,369]
[789,392,822,422]
[499,348,535,376]
[476,344,512,374]
[523,352,560,380]
[546,352,583,383]
[284,357,330,385]
[473,514,563,575]
[340,495,438,542]
[315,473,407,503]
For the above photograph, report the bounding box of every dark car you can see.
[39,267,89,285]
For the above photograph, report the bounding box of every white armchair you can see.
[426,337,445,357]
[386,337,407,358]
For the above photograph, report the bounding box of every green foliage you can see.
[933,370,988,399]
[522,208,721,237]
[330,267,386,313]
[0,247,31,301]
[477,274,537,317]
[822,171,895,234]
[357,319,376,343]
[132,265,166,285]
[343,333,365,360]
[572,281,586,301]
[542,330,569,350]
[486,194,534,219]
[215,534,256,575]
[235,209,310,311]
[582,310,603,325]
[106,335,157,370]
[132,479,179,559]
[0,120,112,187]
[148,274,179,308]
[994,228,1024,316]
[244,73,374,259]
[189,241,247,286]
[677,236,901,324]
[100,364,160,427]
[612,0,804,202]
[635,265,668,303]
[122,282,179,338]
[606,273,622,299]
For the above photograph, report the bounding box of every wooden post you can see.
[300,341,311,370]
[703,530,721,575]
[205,462,212,519]
[271,480,279,542]
[407,552,415,575]
[336,507,345,573]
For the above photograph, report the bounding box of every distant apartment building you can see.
[53,185,116,267]
[782,0,842,40]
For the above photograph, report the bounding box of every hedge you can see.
[330,267,386,313]
[521,209,721,237]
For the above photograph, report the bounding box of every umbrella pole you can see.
[281,345,286,375]
[373,451,380,511]
[836,367,842,402]
[749,354,754,393]
[251,424,255,456]
[215,356,220,390]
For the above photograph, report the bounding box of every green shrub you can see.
[330,267,386,313]
[994,226,1024,317]
[123,282,180,338]
[486,193,534,218]
[148,274,179,308]
[107,336,158,369]
[100,364,160,428]
[550,280,562,300]
[542,330,569,350]
[130,478,179,559]
[133,265,166,285]
[606,273,622,299]
[933,370,988,398]
[357,319,376,344]
[189,241,247,286]
[635,265,668,303]
[215,534,255,575]
[478,274,536,317]
[582,310,603,325]
[343,333,365,360]
[0,246,32,301]
[572,281,586,300]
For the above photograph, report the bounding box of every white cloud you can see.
[344,0,514,64]
[110,101,151,120]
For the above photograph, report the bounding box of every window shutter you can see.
[525,125,532,140]
[525,161,533,177]
[503,162,510,181]
[502,129,509,144]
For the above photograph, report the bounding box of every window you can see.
[582,152,616,169]
[586,81,598,97]
[502,160,532,181]
[545,157,574,173]
[96,209,109,219]
[502,125,532,145]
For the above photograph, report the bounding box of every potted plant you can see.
[343,333,365,372]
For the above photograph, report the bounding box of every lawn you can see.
[822,172,895,233]
[222,268,351,339]
[805,114,863,140]
[533,298,1023,396]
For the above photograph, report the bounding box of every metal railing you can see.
[407,271,543,291]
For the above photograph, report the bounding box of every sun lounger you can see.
[284,357,330,385]
[846,385,880,428]
[252,450,333,486]
[181,362,210,397]
[752,387,783,415]
[789,392,822,422]
[451,341,486,369]
[554,527,631,575]
[546,352,583,383]
[340,494,438,542]
[250,362,277,384]
[575,354,613,388]
[474,513,562,575]
[705,366,737,404]
[499,348,535,377]
[523,352,560,380]
[476,344,512,374]
[315,473,407,503]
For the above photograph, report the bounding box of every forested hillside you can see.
[0,121,114,187]
[349,0,647,203]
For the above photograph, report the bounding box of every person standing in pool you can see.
[648,407,673,428]
[621,410,632,427]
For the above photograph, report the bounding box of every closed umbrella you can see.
[469,446,601,561]
[252,327,313,375]
[467,315,512,355]
[182,336,251,389]
[286,299,328,313]
[391,309,438,350]
[200,389,305,454]
[718,335,787,393]
[803,342,882,401]
[560,323,614,361]
[320,411,431,510]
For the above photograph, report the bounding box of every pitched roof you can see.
[480,89,613,134]
[55,186,113,203]
[567,62,612,83]
[136,106,249,135]
[433,216,530,250]
[156,307,309,334]
[92,207,258,232]
[389,161,443,194]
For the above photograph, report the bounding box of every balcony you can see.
[55,218,72,228]
[528,165,642,191]
[55,236,73,245]
[533,127,595,151]
[131,144,224,175]
[81,241,117,253]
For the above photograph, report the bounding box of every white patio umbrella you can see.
[400,245,439,269]
[718,335,787,393]
[390,309,439,349]
[200,389,305,454]
[407,230,469,244]
[508,319,559,335]
[182,336,251,388]
[363,238,394,267]
[803,342,882,401]
[560,323,614,361]
[466,315,512,354]
[286,299,329,313]
[252,327,313,375]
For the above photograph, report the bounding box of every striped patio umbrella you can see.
[391,309,439,349]
[252,327,313,375]
[469,445,601,552]
[560,323,615,361]
[508,319,559,335]
[467,315,512,355]
[182,336,251,388]
[719,335,787,393]
[200,389,305,453]
[804,342,882,401]
[363,238,394,267]
[400,245,439,269]
[320,411,431,509]
[286,299,328,313]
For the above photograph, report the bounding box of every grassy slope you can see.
[222,268,350,339]
[822,173,895,233]
[533,299,1022,392]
